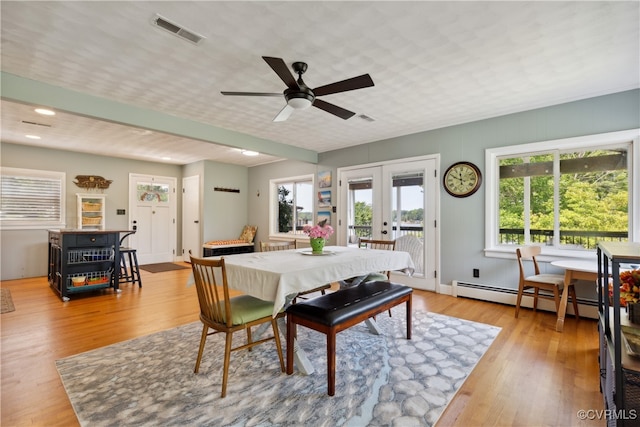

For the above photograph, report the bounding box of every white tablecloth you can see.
[193,245,414,317]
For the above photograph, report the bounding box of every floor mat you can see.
[139,263,189,273]
[1,288,16,313]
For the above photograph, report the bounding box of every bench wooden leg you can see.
[406,297,412,339]
[286,316,296,375]
[327,328,336,396]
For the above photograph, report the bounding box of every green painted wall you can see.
[248,89,640,292]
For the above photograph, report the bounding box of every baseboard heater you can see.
[451,280,598,319]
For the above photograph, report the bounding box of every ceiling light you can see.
[242,150,259,156]
[34,108,55,116]
[25,134,41,139]
[161,156,171,161]
[286,93,314,110]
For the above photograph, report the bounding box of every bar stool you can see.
[119,231,142,288]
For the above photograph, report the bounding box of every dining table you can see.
[190,244,415,374]
[206,245,415,317]
[550,259,600,332]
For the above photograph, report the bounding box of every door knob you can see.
[381,230,388,235]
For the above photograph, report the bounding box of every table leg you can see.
[277,317,315,375]
[365,318,382,335]
[555,270,573,332]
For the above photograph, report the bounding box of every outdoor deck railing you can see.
[348,225,627,250]
[498,228,628,249]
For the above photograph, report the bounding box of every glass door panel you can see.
[339,157,438,291]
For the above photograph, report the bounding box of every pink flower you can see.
[303,223,334,239]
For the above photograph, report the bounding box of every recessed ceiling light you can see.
[34,108,55,116]
[161,156,172,161]
[25,134,41,139]
[241,150,259,156]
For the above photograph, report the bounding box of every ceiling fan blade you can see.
[221,91,282,97]
[312,74,374,97]
[273,104,294,122]
[262,56,300,90]
[312,99,356,120]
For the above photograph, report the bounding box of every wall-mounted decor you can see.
[214,187,240,193]
[318,210,331,225]
[137,182,170,203]
[443,161,482,198]
[318,170,331,188]
[73,175,112,190]
[318,190,331,207]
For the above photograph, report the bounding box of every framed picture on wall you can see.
[318,170,331,188]
[318,190,331,207]
[318,210,331,225]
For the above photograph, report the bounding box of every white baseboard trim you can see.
[450,280,598,320]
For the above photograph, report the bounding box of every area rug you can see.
[1,288,15,313]
[56,308,500,427]
[138,262,189,273]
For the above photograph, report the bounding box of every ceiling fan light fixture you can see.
[285,92,314,110]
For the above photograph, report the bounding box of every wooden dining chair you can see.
[358,239,397,279]
[344,238,397,316]
[260,240,331,301]
[515,245,580,319]
[259,240,297,252]
[189,255,285,398]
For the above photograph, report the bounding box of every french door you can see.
[337,156,439,291]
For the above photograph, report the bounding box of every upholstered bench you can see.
[286,281,412,396]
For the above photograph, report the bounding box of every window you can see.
[1,167,66,229]
[270,175,314,236]
[486,129,639,259]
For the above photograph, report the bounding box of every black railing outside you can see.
[499,228,628,249]
[349,225,423,239]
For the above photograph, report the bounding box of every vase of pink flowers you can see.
[303,219,334,253]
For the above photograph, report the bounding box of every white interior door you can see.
[182,175,200,261]
[338,156,439,291]
[129,174,177,265]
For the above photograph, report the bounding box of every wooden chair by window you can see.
[189,255,285,398]
[515,246,580,319]
[260,240,331,300]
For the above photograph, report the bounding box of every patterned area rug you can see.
[56,308,500,426]
[1,288,15,313]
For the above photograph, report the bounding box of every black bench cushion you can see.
[286,281,412,326]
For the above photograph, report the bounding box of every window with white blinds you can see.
[1,167,66,229]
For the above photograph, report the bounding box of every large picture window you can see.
[270,175,314,237]
[0,167,66,229]
[486,129,639,258]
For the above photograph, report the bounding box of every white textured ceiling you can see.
[1,1,639,167]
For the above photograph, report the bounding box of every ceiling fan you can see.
[221,56,374,122]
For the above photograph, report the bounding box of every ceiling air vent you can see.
[151,14,205,45]
[357,114,376,122]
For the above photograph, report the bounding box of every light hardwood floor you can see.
[1,265,603,426]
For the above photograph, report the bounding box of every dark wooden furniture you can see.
[119,231,141,288]
[202,243,254,257]
[598,242,640,426]
[48,229,123,301]
[286,281,412,395]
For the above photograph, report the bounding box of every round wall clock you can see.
[443,161,482,198]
